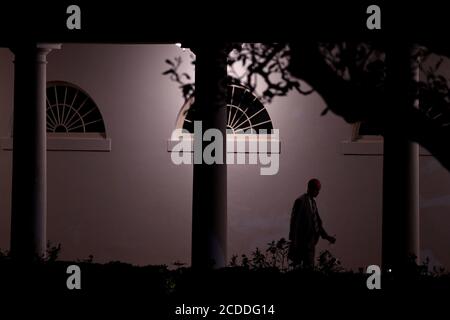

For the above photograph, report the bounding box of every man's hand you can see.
[326,235,336,244]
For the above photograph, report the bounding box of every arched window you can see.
[176,83,274,134]
[43,81,110,151]
[1,81,110,152]
[46,81,106,134]
[169,82,279,154]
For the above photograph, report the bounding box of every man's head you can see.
[307,178,321,198]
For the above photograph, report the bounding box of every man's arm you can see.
[317,212,336,244]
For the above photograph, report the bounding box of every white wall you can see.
[0,44,449,270]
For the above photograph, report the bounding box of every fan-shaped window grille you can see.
[46,81,106,134]
[176,83,274,134]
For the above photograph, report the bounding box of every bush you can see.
[229,238,343,273]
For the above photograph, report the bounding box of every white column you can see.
[191,45,229,269]
[10,43,61,261]
[382,136,419,270]
[382,45,420,271]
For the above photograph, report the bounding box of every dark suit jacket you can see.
[289,194,328,250]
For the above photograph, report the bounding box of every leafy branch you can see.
[163,56,195,101]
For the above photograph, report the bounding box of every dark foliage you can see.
[1,242,449,318]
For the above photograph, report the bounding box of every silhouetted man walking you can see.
[288,178,336,268]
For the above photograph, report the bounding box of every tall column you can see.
[9,43,60,261]
[382,45,420,271]
[191,44,229,269]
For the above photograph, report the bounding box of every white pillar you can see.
[382,136,419,269]
[191,45,229,269]
[382,45,420,271]
[10,43,60,261]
